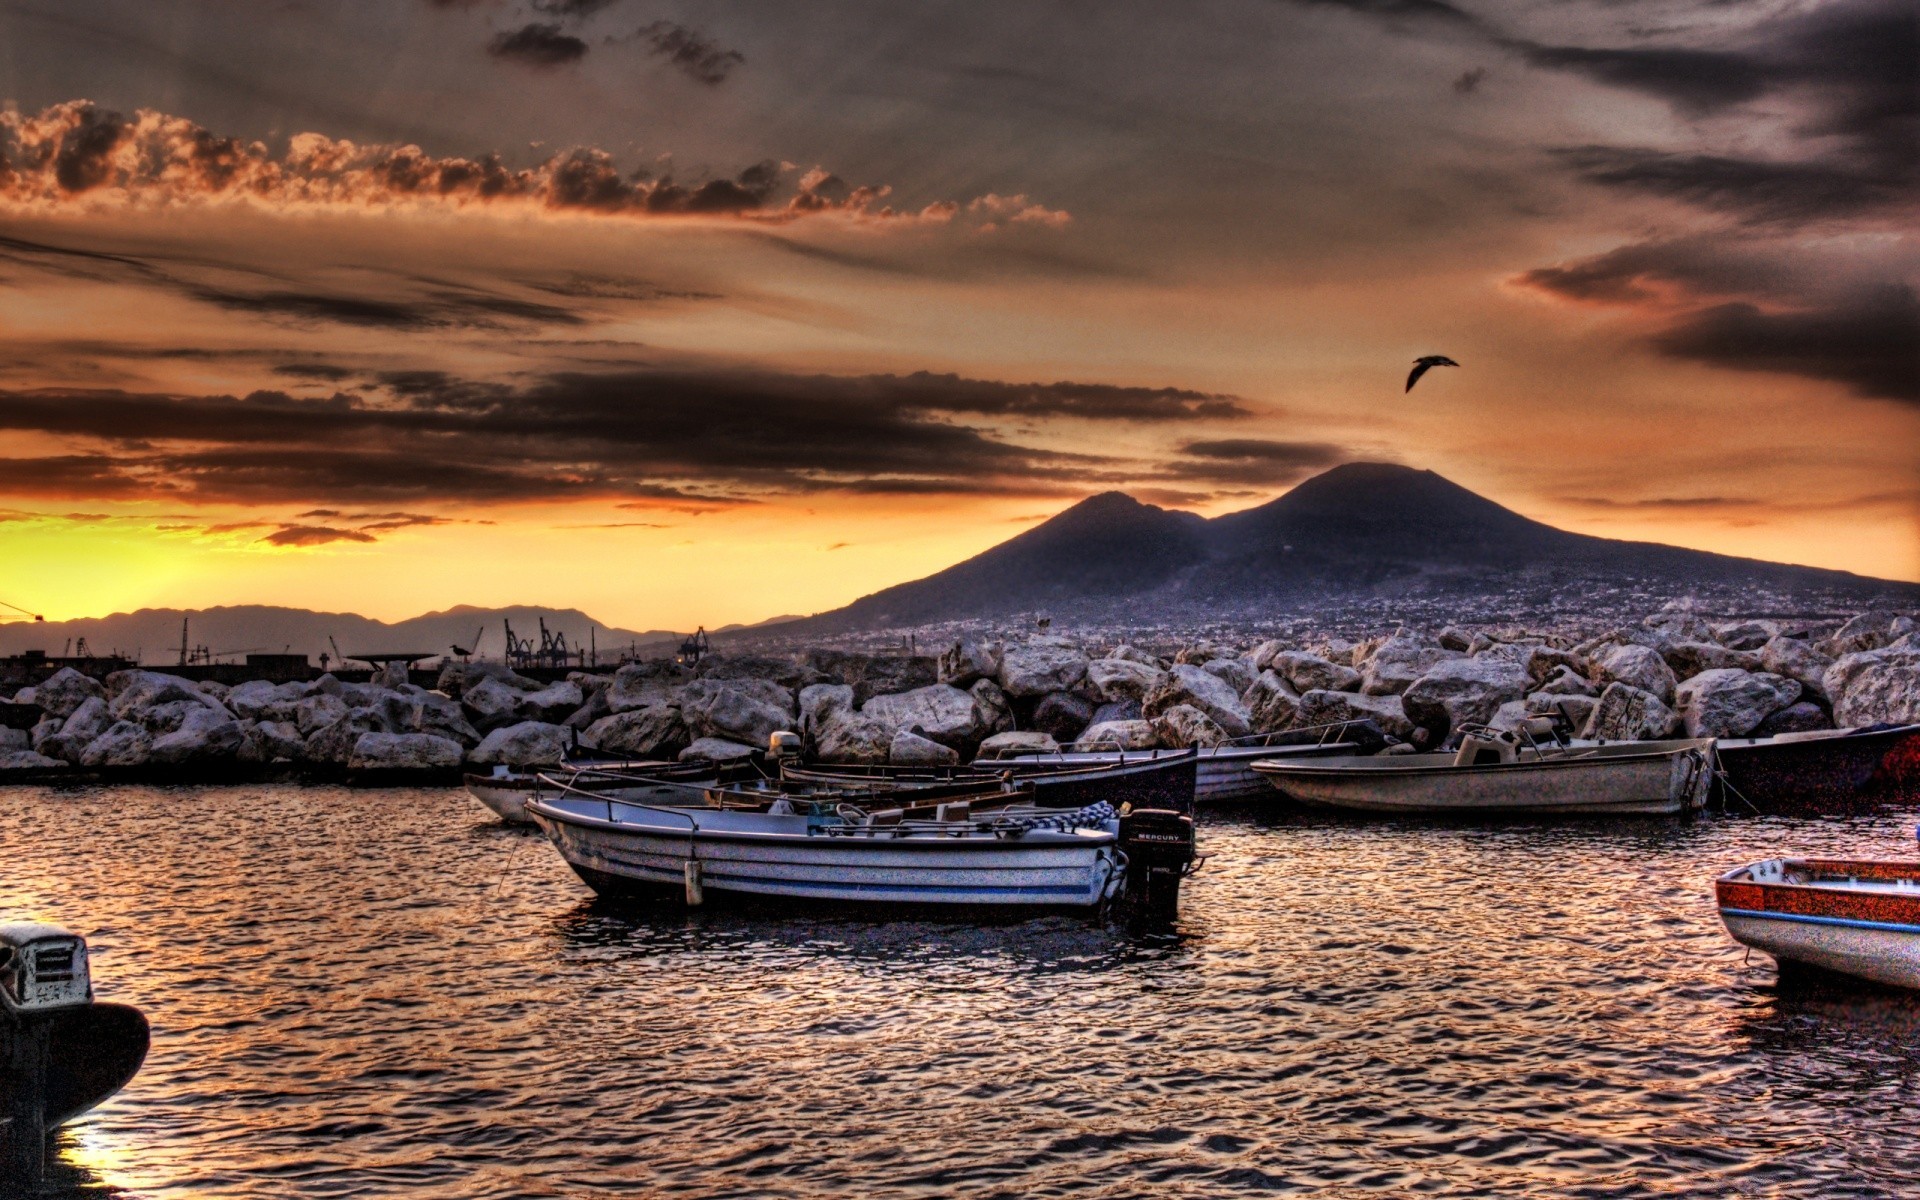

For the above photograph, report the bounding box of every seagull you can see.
[1406,355,1459,393]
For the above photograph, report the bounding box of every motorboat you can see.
[1714,723,1920,811]
[1717,857,1920,989]
[780,748,1200,814]
[1251,725,1716,816]
[526,777,1194,916]
[988,737,1362,805]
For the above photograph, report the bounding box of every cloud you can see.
[0,100,1047,227]
[0,367,1259,506]
[634,21,744,85]
[260,525,378,547]
[1554,145,1910,224]
[1652,287,1919,404]
[1280,0,1480,28]
[1168,439,1348,485]
[1452,68,1486,95]
[534,0,621,15]
[489,23,589,67]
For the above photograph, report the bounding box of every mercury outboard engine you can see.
[1118,805,1196,920]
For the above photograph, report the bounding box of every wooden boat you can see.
[780,749,1200,814]
[526,783,1133,913]
[989,740,1360,805]
[1717,858,1920,989]
[464,756,743,824]
[1251,736,1716,816]
[1715,723,1920,811]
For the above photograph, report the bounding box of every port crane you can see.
[1,599,44,623]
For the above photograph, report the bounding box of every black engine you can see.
[1117,806,1196,920]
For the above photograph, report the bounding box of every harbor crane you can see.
[1,599,44,623]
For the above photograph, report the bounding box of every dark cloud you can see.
[260,525,377,547]
[1517,236,1795,304]
[488,23,589,67]
[272,363,357,381]
[1555,145,1910,224]
[1282,0,1480,28]
[0,367,1259,506]
[1652,286,1919,404]
[1565,496,1764,510]
[1518,45,1768,116]
[534,0,621,16]
[634,21,745,85]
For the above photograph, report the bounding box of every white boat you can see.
[1250,736,1715,816]
[1718,857,1920,989]
[464,758,718,824]
[992,741,1359,805]
[526,787,1130,912]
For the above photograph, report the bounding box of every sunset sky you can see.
[1,0,1914,630]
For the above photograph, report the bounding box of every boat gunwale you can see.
[1250,739,1712,781]
[526,798,1117,850]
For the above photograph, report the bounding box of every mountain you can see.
[0,604,685,666]
[789,463,1920,632]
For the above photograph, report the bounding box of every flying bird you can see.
[1406,355,1459,392]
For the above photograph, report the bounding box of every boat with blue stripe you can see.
[1717,857,1920,989]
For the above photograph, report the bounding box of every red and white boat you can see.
[1716,857,1920,989]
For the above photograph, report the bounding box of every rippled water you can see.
[4,783,1918,1198]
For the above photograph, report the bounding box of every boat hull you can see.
[1253,740,1713,816]
[1715,724,1920,811]
[528,798,1121,912]
[1718,858,1920,990]
[999,744,1354,805]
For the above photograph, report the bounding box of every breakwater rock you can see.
[3,608,1916,783]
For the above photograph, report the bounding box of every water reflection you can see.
[0,785,1915,1197]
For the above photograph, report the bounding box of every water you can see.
[4,784,1918,1198]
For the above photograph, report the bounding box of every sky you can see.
[0,0,1914,629]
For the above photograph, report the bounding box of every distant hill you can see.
[0,604,685,667]
[788,462,1920,632]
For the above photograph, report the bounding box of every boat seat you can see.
[1453,730,1518,768]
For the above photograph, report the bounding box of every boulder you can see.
[0,750,65,771]
[1143,664,1252,738]
[605,662,684,713]
[33,667,104,719]
[1202,657,1256,695]
[469,721,572,767]
[680,736,757,762]
[38,696,112,763]
[1174,640,1219,665]
[811,713,896,765]
[1247,639,1289,672]
[1760,636,1834,703]
[238,720,306,763]
[1593,644,1678,704]
[293,692,350,736]
[1438,626,1474,652]
[695,654,816,689]
[349,732,463,771]
[517,680,584,723]
[372,662,410,691]
[140,699,219,736]
[938,641,1001,687]
[1645,610,1714,644]
[1090,699,1142,725]
[1106,644,1163,667]
[1296,689,1414,740]
[1402,657,1530,741]
[1714,620,1780,651]
[1030,691,1096,743]
[1533,664,1597,697]
[1674,669,1801,739]
[805,651,938,706]
[1752,701,1831,736]
[680,679,793,750]
[27,718,59,749]
[149,708,245,764]
[304,708,396,765]
[106,670,227,722]
[1077,719,1158,750]
[1582,682,1680,741]
[1527,691,1597,733]
[1825,648,1920,728]
[79,721,153,767]
[996,639,1090,698]
[1150,703,1228,749]
[1085,658,1166,704]
[1360,638,1460,696]
[461,676,538,733]
[582,706,690,759]
[225,679,281,720]
[9,687,32,705]
[861,684,988,752]
[976,730,1058,759]
[435,659,541,698]
[1243,670,1302,733]
[403,689,481,747]
[0,728,25,753]
[798,684,855,738]
[1271,651,1362,695]
[970,679,1015,735]
[1822,612,1916,658]
[1663,641,1762,680]
[889,730,959,766]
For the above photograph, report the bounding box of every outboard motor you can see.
[1118,805,1196,920]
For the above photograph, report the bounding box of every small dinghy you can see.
[989,737,1362,805]
[1715,723,1920,811]
[526,781,1162,915]
[1717,858,1920,989]
[1252,725,1715,816]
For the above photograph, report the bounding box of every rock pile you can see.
[3,607,1915,779]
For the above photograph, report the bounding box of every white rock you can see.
[680,736,757,762]
[1085,658,1166,704]
[1150,703,1228,749]
[461,676,536,732]
[1582,683,1679,741]
[976,730,1059,759]
[1360,638,1460,696]
[1243,670,1302,733]
[294,692,350,736]
[811,713,896,764]
[798,684,855,738]
[225,679,281,719]
[0,750,65,771]
[349,732,463,771]
[106,670,228,722]
[996,639,1090,697]
[33,667,104,719]
[1825,648,1920,728]
[1674,669,1801,738]
[517,680,584,723]
[970,678,1015,735]
[938,641,1001,687]
[469,721,572,767]
[238,720,306,763]
[1143,664,1252,738]
[680,679,794,750]
[149,708,245,764]
[1593,644,1678,704]
[1271,651,1363,695]
[1296,690,1414,740]
[1760,636,1834,703]
[889,729,959,766]
[79,721,153,767]
[1202,657,1256,695]
[1664,641,1762,680]
[861,684,988,751]
[583,708,688,758]
[1403,657,1530,739]
[604,663,682,713]
[1077,719,1158,750]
